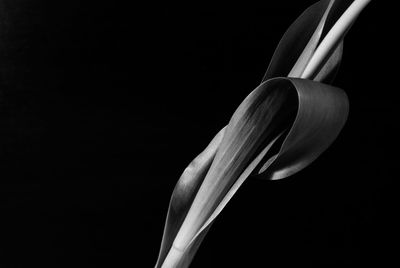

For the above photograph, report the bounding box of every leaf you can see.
[155,0,370,266]
[262,0,334,81]
[253,78,349,180]
[172,80,298,251]
[262,0,347,83]
[158,77,348,267]
[188,77,348,249]
[154,128,225,268]
[301,0,372,79]
[287,0,335,78]
[313,40,343,83]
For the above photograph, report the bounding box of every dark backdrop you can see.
[0,1,396,267]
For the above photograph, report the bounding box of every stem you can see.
[288,0,335,78]
[301,0,372,79]
[160,246,186,268]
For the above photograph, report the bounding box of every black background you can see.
[0,1,396,267]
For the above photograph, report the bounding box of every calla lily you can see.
[155,0,371,267]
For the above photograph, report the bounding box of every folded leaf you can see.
[189,77,348,249]
[159,77,348,267]
[252,78,349,180]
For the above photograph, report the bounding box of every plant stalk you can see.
[301,0,372,79]
[161,246,185,268]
